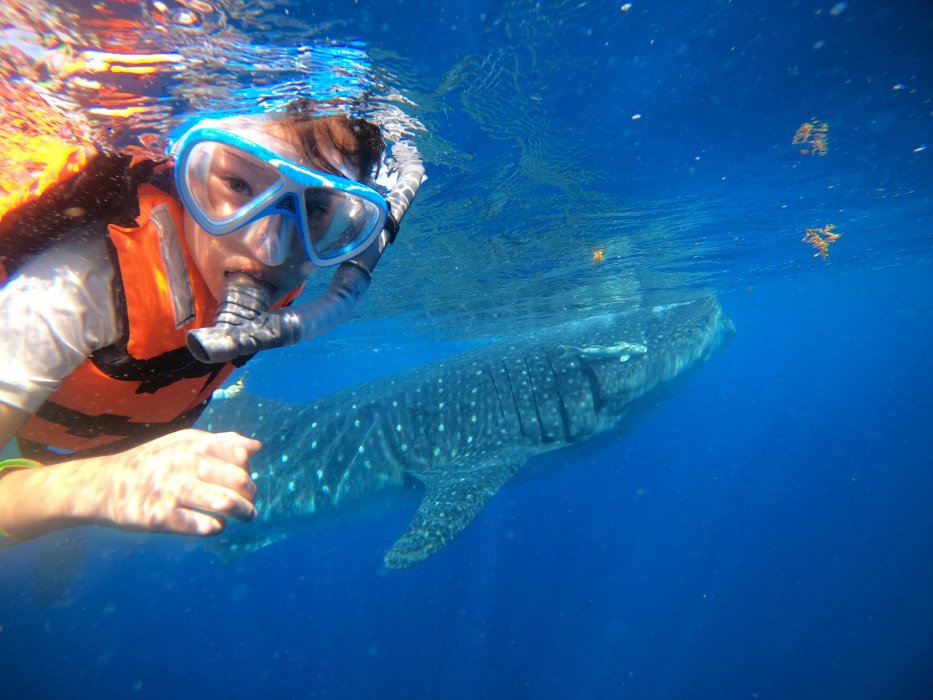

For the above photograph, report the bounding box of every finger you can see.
[215,431,262,453]
[167,508,227,536]
[202,432,263,464]
[177,481,258,523]
[125,504,226,536]
[197,455,257,500]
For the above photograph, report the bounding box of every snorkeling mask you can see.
[173,120,390,268]
[170,116,424,363]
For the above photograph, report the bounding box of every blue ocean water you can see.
[2,1,932,698]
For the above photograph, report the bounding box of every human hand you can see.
[0,429,261,541]
[83,428,262,536]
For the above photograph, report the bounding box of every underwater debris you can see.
[212,373,247,401]
[802,224,842,261]
[792,119,829,156]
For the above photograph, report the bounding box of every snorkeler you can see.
[0,100,423,541]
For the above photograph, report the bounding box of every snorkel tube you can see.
[186,141,424,364]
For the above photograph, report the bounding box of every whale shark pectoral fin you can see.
[384,450,530,569]
[206,531,290,566]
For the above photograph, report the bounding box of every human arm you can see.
[0,405,261,540]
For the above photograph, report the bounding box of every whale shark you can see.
[200,297,734,568]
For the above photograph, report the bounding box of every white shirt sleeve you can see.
[0,231,120,413]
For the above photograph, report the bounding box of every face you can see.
[183,207,311,303]
[182,118,360,302]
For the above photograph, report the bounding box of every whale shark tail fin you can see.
[384,448,533,568]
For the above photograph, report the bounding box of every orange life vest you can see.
[15,183,298,462]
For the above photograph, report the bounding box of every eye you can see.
[222,175,253,197]
[304,193,332,219]
[306,202,329,219]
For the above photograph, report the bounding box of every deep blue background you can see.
[1,260,931,700]
[2,0,933,698]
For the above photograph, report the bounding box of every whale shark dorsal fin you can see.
[384,450,532,569]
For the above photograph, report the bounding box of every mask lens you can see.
[303,188,383,260]
[184,141,283,226]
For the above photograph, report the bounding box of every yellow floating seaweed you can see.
[802,224,842,260]
[793,119,829,156]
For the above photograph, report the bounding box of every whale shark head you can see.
[539,298,734,420]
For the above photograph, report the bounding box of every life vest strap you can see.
[17,399,211,465]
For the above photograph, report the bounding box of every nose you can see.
[236,215,295,267]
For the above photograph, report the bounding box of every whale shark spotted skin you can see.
[201,298,734,568]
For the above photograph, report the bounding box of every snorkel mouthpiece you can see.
[186,272,302,363]
[186,141,425,364]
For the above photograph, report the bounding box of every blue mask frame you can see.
[171,121,389,268]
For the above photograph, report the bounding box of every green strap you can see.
[0,458,41,473]
[0,459,41,538]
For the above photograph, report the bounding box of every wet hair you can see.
[274,98,385,182]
